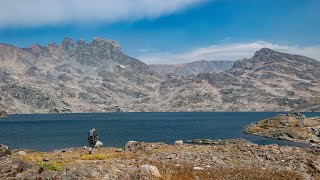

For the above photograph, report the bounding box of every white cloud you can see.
[0,0,205,27]
[137,41,320,64]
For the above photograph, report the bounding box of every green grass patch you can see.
[36,162,63,171]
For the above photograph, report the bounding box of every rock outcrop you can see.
[244,113,320,144]
[139,164,162,178]
[187,138,249,145]
[0,144,10,157]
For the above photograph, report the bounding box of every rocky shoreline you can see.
[1,139,320,179]
[244,112,320,145]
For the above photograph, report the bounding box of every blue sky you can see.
[0,0,319,64]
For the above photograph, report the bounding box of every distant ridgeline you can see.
[0,37,320,113]
[149,60,234,76]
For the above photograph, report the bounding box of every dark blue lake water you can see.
[1,112,319,151]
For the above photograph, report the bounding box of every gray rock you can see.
[0,144,9,157]
[174,140,183,145]
[310,135,320,143]
[193,167,204,171]
[16,151,27,156]
[166,154,177,160]
[139,164,162,177]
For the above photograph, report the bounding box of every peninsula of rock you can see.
[244,113,320,144]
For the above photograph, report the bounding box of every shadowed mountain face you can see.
[149,60,234,76]
[0,40,319,113]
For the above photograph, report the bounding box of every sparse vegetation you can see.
[80,154,106,160]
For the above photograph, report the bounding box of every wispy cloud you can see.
[0,0,205,27]
[137,41,320,64]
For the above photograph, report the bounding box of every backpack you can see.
[88,132,97,142]
[89,134,94,140]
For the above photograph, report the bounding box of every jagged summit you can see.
[255,47,275,54]
[251,48,280,60]
[61,37,121,49]
[62,37,72,44]
[93,37,121,48]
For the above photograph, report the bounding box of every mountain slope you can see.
[149,60,234,76]
[154,48,320,111]
[0,37,160,113]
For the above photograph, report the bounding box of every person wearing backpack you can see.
[88,128,98,154]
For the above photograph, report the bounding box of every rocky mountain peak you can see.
[252,48,277,59]
[61,37,73,45]
[30,44,43,53]
[76,39,86,45]
[93,37,121,49]
[61,37,75,52]
[257,47,274,54]
[232,48,287,69]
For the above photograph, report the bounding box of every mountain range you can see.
[149,60,234,76]
[0,37,319,113]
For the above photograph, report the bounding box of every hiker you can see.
[88,128,98,154]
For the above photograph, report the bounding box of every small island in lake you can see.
[244,112,320,144]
